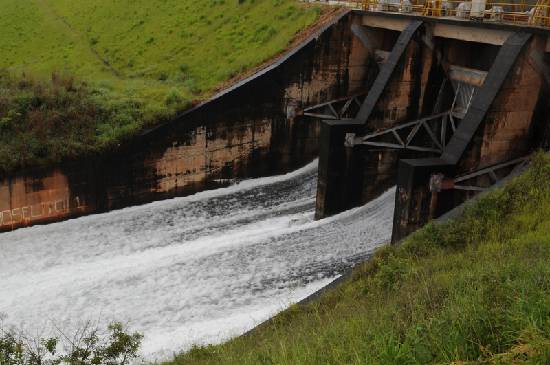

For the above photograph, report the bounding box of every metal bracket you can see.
[431,156,530,192]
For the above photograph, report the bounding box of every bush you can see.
[0,72,145,175]
[0,321,143,365]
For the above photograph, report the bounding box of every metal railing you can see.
[398,0,550,26]
[301,1,366,8]
[416,0,541,24]
[305,0,550,27]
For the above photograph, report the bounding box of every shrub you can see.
[0,321,143,365]
[0,72,145,175]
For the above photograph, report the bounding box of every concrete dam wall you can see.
[0,10,370,232]
[314,12,550,242]
[2,9,550,240]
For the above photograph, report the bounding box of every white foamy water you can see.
[0,159,395,360]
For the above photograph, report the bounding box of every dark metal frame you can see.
[301,93,368,120]
[344,111,459,153]
[450,156,530,191]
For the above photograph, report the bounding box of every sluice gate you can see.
[313,11,550,241]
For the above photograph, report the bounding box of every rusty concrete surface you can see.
[0,12,369,232]
[3,11,550,234]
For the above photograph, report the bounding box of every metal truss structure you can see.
[344,111,458,153]
[341,77,475,153]
[444,156,530,192]
[301,92,368,120]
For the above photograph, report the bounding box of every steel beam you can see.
[451,156,530,191]
[344,111,454,153]
[301,93,367,120]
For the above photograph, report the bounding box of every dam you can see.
[2,1,550,359]
[1,4,550,242]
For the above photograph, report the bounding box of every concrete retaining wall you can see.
[0,11,371,232]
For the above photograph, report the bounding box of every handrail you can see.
[304,0,550,27]
[415,0,549,26]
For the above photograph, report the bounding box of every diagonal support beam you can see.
[351,23,372,50]
[441,32,533,164]
[353,20,423,124]
[430,156,530,192]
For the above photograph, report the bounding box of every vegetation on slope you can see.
[0,0,322,174]
[0,72,146,174]
[166,152,550,364]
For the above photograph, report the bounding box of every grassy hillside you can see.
[0,0,321,174]
[166,152,550,365]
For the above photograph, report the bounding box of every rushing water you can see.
[0,159,395,360]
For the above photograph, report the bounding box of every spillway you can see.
[0,160,395,360]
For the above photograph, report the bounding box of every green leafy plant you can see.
[0,320,143,365]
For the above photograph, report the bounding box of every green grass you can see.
[165,152,550,365]
[0,72,148,173]
[0,0,321,173]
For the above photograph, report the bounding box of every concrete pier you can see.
[313,11,550,242]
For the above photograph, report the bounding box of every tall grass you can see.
[0,0,321,173]
[1,0,320,97]
[165,152,550,364]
